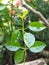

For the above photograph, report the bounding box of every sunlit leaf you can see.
[30,41,46,53]
[29,22,46,32]
[24,32,35,48]
[22,10,28,18]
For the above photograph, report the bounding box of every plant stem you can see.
[22,19,26,65]
[22,19,24,39]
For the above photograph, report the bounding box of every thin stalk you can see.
[22,19,26,65]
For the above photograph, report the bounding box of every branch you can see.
[21,0,49,28]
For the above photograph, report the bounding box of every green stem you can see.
[22,19,26,65]
[22,19,24,38]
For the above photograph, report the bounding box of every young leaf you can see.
[24,32,35,48]
[22,10,28,19]
[14,50,24,64]
[29,22,46,32]
[17,9,28,19]
[29,41,46,53]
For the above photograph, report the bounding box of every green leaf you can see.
[5,41,21,51]
[5,30,21,51]
[30,41,46,53]
[11,30,21,42]
[29,22,46,32]
[24,32,35,48]
[0,5,6,11]
[13,17,22,26]
[14,50,24,64]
